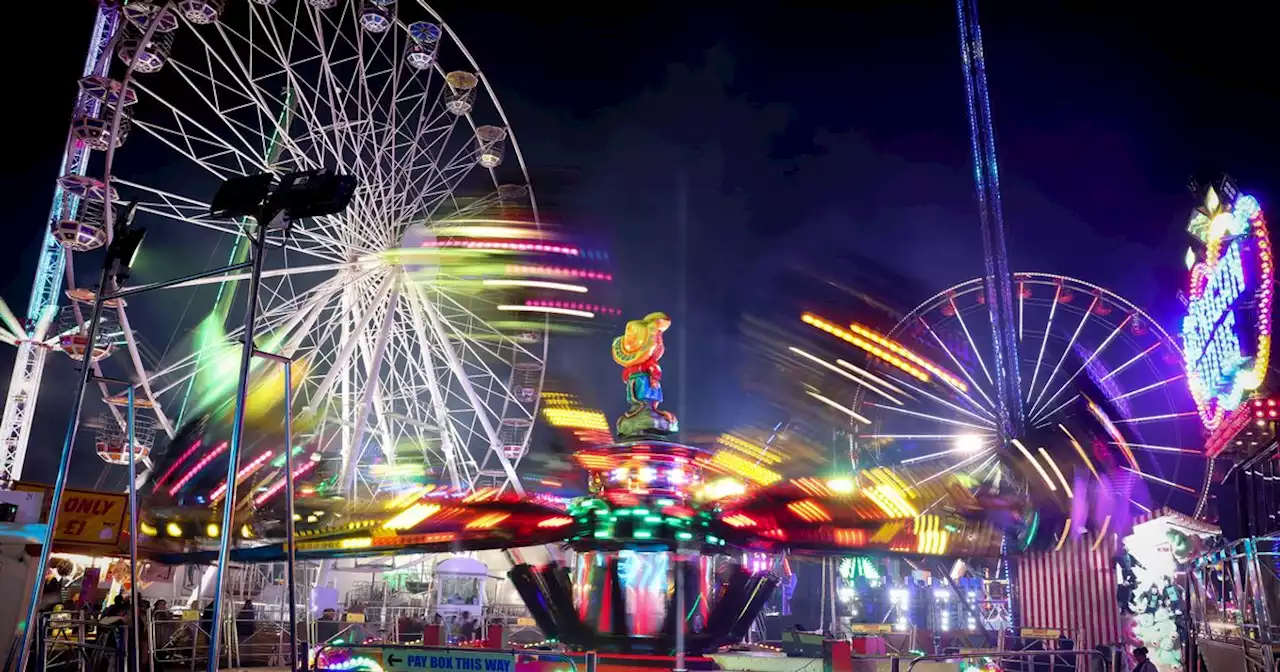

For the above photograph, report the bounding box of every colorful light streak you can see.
[846,321,969,392]
[1182,188,1273,430]
[707,450,782,486]
[481,278,588,292]
[417,239,579,255]
[801,313,930,383]
[209,450,274,503]
[253,458,318,507]
[1011,439,1057,493]
[505,264,612,281]
[498,304,594,318]
[167,441,228,497]
[153,439,201,491]
[525,299,621,316]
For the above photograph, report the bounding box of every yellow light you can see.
[240,524,253,539]
[383,503,442,531]
[716,433,784,465]
[709,450,782,486]
[205,523,219,538]
[846,321,969,393]
[1012,439,1057,492]
[700,477,747,501]
[828,477,856,494]
[543,407,610,431]
[341,537,373,550]
[165,522,183,538]
[1037,447,1073,498]
[139,522,158,537]
[801,313,931,383]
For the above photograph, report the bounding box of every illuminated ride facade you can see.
[1177,176,1278,672]
[224,312,1009,660]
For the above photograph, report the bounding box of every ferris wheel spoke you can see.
[1023,282,1062,405]
[418,286,524,494]
[1107,373,1185,403]
[1028,312,1133,424]
[915,317,999,416]
[864,401,994,432]
[403,282,470,489]
[339,283,400,496]
[112,306,175,438]
[945,297,995,387]
[1026,294,1098,414]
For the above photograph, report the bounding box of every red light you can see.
[723,514,757,528]
[538,516,573,528]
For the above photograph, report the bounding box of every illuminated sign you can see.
[1181,181,1274,430]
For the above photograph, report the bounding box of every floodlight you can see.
[209,170,356,228]
[210,173,276,219]
[270,169,358,220]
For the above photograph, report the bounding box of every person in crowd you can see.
[1131,646,1157,672]
[237,599,256,641]
[458,613,476,642]
[317,607,340,642]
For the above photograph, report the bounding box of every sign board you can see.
[1181,179,1274,430]
[1020,627,1061,639]
[324,648,516,672]
[13,483,127,547]
[848,623,896,634]
[384,650,514,672]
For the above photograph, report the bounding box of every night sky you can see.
[2,1,1277,486]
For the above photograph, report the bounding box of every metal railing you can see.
[906,649,1110,671]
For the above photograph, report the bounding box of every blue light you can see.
[1183,239,1249,409]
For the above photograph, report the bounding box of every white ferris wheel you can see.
[1,0,549,498]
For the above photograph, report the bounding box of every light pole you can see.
[203,169,356,672]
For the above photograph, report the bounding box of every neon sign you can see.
[1181,180,1274,430]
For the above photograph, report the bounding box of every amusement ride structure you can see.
[2,0,573,497]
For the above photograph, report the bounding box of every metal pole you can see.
[674,552,686,672]
[8,260,112,672]
[104,261,254,301]
[206,223,268,672]
[281,357,299,672]
[127,385,141,672]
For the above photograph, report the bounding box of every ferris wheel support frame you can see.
[0,4,118,484]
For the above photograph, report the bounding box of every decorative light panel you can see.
[1181,182,1273,430]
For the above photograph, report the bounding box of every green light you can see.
[707,535,719,544]
[635,530,652,539]
[632,508,650,516]
[676,531,693,541]
[656,498,675,507]
[644,516,662,524]
[593,530,611,539]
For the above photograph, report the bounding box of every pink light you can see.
[152,440,202,492]
[504,264,612,281]
[421,239,579,255]
[210,450,274,503]
[253,458,318,507]
[168,441,228,497]
[524,299,621,316]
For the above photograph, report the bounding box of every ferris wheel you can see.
[811,273,1212,528]
[1,0,554,497]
